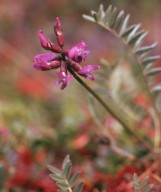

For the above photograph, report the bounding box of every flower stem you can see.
[68,66,152,152]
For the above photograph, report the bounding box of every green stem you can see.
[67,66,152,152]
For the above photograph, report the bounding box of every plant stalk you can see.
[67,66,152,152]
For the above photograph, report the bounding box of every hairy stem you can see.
[67,66,152,152]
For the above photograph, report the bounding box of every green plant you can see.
[48,155,84,192]
[133,173,153,192]
[83,4,161,153]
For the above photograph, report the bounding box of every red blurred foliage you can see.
[83,172,108,192]
[137,117,154,138]
[73,165,140,192]
[106,165,139,192]
[133,93,150,107]
[0,126,10,141]
[4,145,57,191]
[72,133,90,150]
[16,74,51,99]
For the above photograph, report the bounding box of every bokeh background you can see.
[0,0,161,191]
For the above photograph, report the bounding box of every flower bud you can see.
[38,30,62,53]
[54,17,64,47]
[38,30,52,50]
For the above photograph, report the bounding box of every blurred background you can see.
[0,0,161,191]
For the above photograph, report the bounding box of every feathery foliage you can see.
[83,4,160,96]
[133,173,153,192]
[83,3,161,152]
[48,155,84,192]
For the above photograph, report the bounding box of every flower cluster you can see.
[33,17,100,89]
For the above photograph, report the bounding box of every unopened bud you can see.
[38,30,62,53]
[38,30,52,50]
[54,17,64,47]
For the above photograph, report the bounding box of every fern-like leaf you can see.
[83,4,160,98]
[133,173,153,192]
[135,43,157,54]
[83,3,161,151]
[73,182,84,192]
[146,67,161,76]
[48,155,83,192]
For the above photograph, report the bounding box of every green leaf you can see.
[128,30,146,45]
[133,173,139,184]
[63,162,72,179]
[108,7,117,27]
[134,176,149,188]
[142,184,153,192]
[121,24,139,38]
[142,55,160,66]
[133,174,153,192]
[97,4,105,22]
[102,5,113,24]
[126,24,141,42]
[82,14,95,22]
[73,182,84,192]
[47,165,61,175]
[119,14,130,35]
[91,10,98,22]
[113,10,124,31]
[146,67,161,76]
[69,172,81,187]
[49,174,64,182]
[134,31,148,47]
[56,181,70,190]
[62,155,70,171]
[48,155,82,192]
[135,43,157,54]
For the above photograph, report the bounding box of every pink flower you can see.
[33,53,61,71]
[78,65,100,80]
[33,17,100,90]
[68,41,90,63]
[55,72,73,90]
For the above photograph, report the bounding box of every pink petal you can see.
[68,41,90,63]
[55,72,73,90]
[78,65,100,74]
